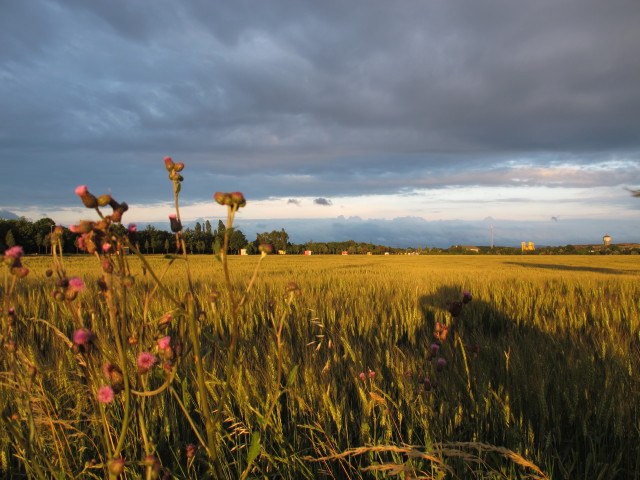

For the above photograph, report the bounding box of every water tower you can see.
[603,234,611,246]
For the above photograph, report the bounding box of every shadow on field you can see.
[504,261,636,275]
[404,285,638,479]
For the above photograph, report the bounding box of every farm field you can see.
[2,253,640,479]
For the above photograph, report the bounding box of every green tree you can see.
[5,229,16,249]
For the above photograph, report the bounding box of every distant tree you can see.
[5,230,15,249]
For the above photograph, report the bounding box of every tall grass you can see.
[1,160,639,478]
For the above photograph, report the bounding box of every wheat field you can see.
[2,252,639,479]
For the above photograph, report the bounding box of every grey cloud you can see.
[314,198,332,206]
[1,0,639,210]
[287,199,300,205]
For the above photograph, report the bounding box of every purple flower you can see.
[430,343,440,356]
[137,352,158,374]
[97,385,115,403]
[158,336,171,351]
[437,358,447,372]
[67,277,85,293]
[4,246,23,259]
[73,328,93,346]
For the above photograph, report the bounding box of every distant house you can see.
[278,250,286,255]
[303,250,312,255]
[460,246,480,253]
[240,249,248,255]
[341,251,348,255]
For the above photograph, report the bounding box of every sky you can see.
[1,0,640,247]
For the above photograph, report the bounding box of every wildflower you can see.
[430,343,440,356]
[359,372,366,380]
[75,185,98,208]
[419,377,432,390]
[168,214,182,233]
[259,244,274,255]
[230,191,247,208]
[213,191,230,206]
[446,300,464,317]
[102,243,112,253]
[67,277,85,293]
[158,336,171,351]
[137,352,158,374]
[73,328,93,346]
[4,246,23,260]
[436,358,447,372]
[286,281,302,296]
[186,443,198,459]
[368,369,376,378]
[107,457,125,476]
[7,307,16,326]
[462,291,472,304]
[158,313,172,329]
[143,455,162,477]
[97,385,115,403]
[103,362,124,387]
[164,156,175,171]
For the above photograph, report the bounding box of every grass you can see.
[2,253,640,478]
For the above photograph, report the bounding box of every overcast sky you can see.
[2,0,640,247]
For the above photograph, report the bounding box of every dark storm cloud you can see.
[1,0,640,209]
[313,198,332,206]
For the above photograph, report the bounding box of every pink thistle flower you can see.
[368,370,376,378]
[462,291,472,304]
[67,277,85,293]
[127,223,137,233]
[75,185,88,196]
[437,358,447,372]
[158,336,171,351]
[102,243,112,253]
[73,328,93,345]
[359,372,366,380]
[430,343,440,356]
[168,214,182,233]
[4,246,23,259]
[68,224,81,233]
[137,352,158,373]
[97,385,115,403]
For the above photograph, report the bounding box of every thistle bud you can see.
[97,195,112,207]
[168,214,182,233]
[174,162,185,172]
[213,192,230,206]
[163,156,175,172]
[11,266,29,278]
[230,191,246,208]
[75,185,98,209]
[462,291,472,304]
[259,244,274,255]
[446,300,463,317]
[107,457,125,477]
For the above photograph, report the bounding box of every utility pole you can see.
[490,225,494,249]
